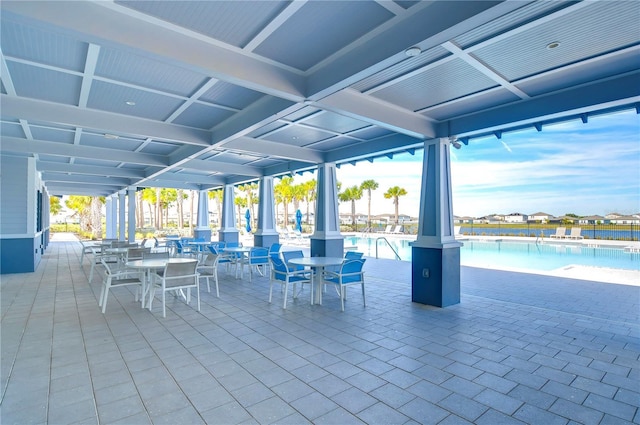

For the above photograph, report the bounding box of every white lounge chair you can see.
[378,225,392,233]
[390,225,403,234]
[567,227,584,240]
[549,227,566,239]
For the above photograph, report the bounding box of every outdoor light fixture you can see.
[449,136,462,149]
[405,46,421,57]
[546,41,560,49]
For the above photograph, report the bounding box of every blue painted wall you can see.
[0,236,41,274]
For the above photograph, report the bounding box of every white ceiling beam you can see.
[0,95,210,146]
[223,137,324,163]
[2,0,306,101]
[182,159,262,177]
[153,173,225,186]
[324,133,424,164]
[1,136,167,166]
[441,41,529,100]
[40,173,132,186]
[46,186,114,197]
[138,181,203,191]
[37,162,149,178]
[319,89,437,139]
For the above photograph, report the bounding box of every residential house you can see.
[528,212,554,223]
[578,215,606,225]
[504,212,528,223]
[609,215,640,225]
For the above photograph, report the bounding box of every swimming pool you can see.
[344,236,640,272]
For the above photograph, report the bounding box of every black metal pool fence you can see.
[459,223,638,241]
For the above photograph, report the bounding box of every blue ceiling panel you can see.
[87,80,183,121]
[172,103,235,130]
[1,13,87,72]
[351,46,450,93]
[372,58,498,111]
[347,126,393,141]
[96,47,208,97]
[116,0,289,48]
[248,122,288,139]
[254,1,394,71]
[424,89,520,122]
[0,121,25,138]
[302,111,369,134]
[473,1,640,81]
[8,62,81,105]
[30,126,75,144]
[37,155,68,163]
[199,81,264,110]
[81,132,144,151]
[283,107,321,123]
[310,136,354,151]
[74,157,124,167]
[140,141,182,156]
[453,1,567,49]
[264,125,335,147]
[518,49,640,97]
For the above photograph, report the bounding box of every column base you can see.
[310,237,344,257]
[411,246,460,307]
[219,230,239,245]
[254,234,279,248]
[194,228,212,241]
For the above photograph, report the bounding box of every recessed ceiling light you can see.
[546,41,560,49]
[405,46,421,57]
[125,100,136,106]
[104,134,119,139]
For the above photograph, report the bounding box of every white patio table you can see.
[287,257,345,305]
[221,246,252,278]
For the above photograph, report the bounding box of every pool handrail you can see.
[376,237,402,261]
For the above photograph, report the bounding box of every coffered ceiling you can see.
[1,1,639,196]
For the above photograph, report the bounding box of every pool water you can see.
[344,236,640,272]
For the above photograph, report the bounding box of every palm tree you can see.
[141,188,156,228]
[49,196,62,216]
[274,176,295,228]
[383,186,407,225]
[238,183,258,229]
[208,189,223,228]
[235,196,247,228]
[302,179,316,225]
[360,179,379,229]
[338,185,363,230]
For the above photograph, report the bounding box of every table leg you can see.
[315,267,324,305]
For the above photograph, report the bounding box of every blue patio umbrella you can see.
[245,209,251,232]
[295,209,302,232]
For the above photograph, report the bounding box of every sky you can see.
[328,109,640,218]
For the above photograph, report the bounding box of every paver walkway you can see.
[1,235,638,424]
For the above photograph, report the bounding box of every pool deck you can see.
[1,233,638,424]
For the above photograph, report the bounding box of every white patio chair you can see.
[98,257,144,313]
[150,260,200,318]
[196,252,221,297]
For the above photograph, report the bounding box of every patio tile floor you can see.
[1,236,638,424]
